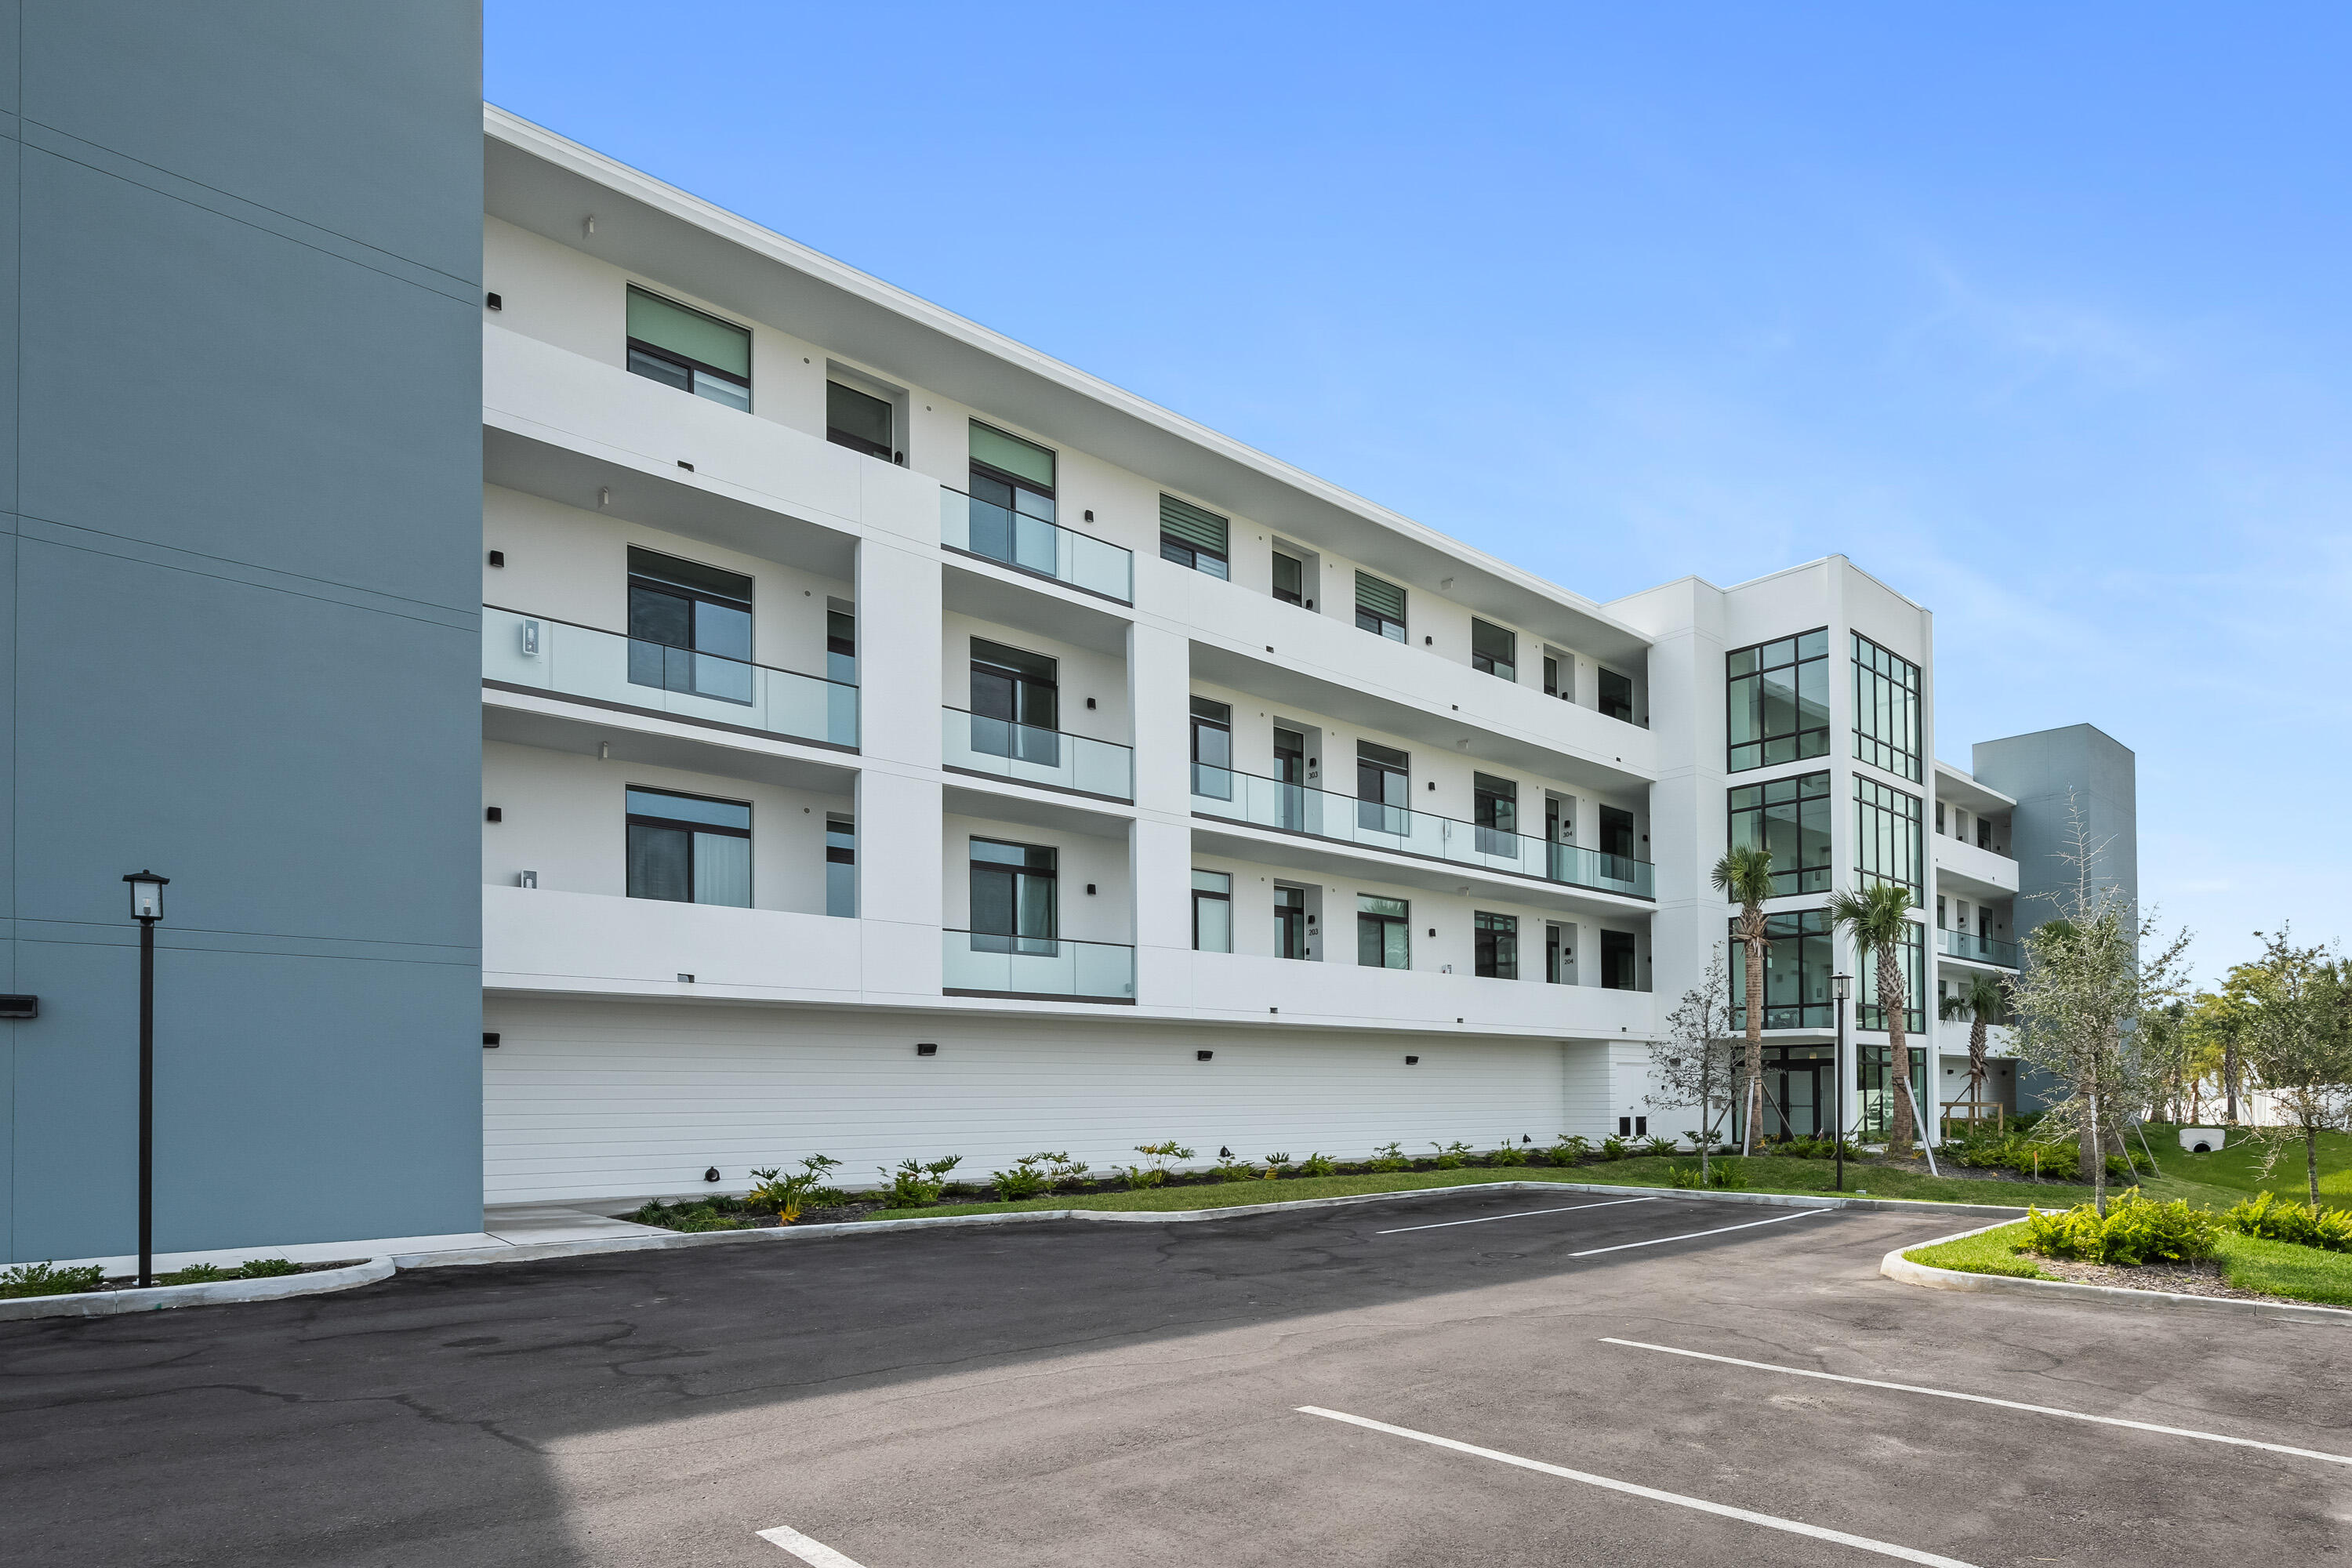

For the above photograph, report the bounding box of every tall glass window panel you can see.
[1857,919,1927,1035]
[627,547,754,705]
[1853,776,1926,898]
[1600,929,1639,990]
[1475,913,1518,979]
[1544,653,1570,701]
[1275,885,1307,960]
[1598,804,1638,875]
[1725,628,1829,772]
[1726,908,1831,1029]
[826,606,856,685]
[825,815,855,918]
[967,421,1057,575]
[1726,771,1831,896]
[1471,619,1516,681]
[1356,572,1406,641]
[1851,632,1924,782]
[626,286,751,411]
[826,380,893,459]
[1159,495,1230,579]
[970,638,1060,768]
[1357,895,1410,969]
[1598,667,1636,724]
[1273,725,1307,831]
[969,839,1057,954]
[1473,773,1518,856]
[1189,696,1233,800]
[1192,870,1232,953]
[1272,550,1305,606]
[1356,742,1410,835]
[625,788,753,908]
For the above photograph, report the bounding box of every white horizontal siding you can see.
[484,997,1619,1204]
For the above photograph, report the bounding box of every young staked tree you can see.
[2136,1000,2194,1124]
[2008,804,2192,1213]
[1646,946,1740,1185]
[1936,971,2009,1123]
[1711,844,1776,1155]
[2186,973,2260,1125]
[1827,880,1922,1160]
[2237,930,2352,1210]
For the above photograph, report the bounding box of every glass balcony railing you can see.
[1937,928,2020,967]
[483,606,858,749]
[1189,765,1654,899]
[942,708,1134,800]
[942,929,1137,1000]
[940,487,1134,604]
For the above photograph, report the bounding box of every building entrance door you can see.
[1765,1044,1833,1138]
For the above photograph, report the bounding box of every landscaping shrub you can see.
[1209,1156,1257,1183]
[1487,1142,1530,1167]
[158,1263,232,1285]
[1708,1159,1747,1189]
[2021,1189,2218,1265]
[0,1261,107,1298]
[1639,1136,1679,1158]
[1668,1162,1705,1189]
[2225,1191,2352,1253]
[989,1160,1049,1201]
[1429,1140,1472,1170]
[627,1197,751,1232]
[1547,1134,1592,1167]
[1297,1152,1338,1177]
[1126,1142,1193,1188]
[748,1155,844,1223]
[1367,1142,1410,1173]
[879,1156,962,1208]
[237,1258,301,1279]
[1596,1135,1630,1162]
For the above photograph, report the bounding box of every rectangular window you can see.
[1598,667,1636,724]
[1852,632,1924,781]
[626,787,752,908]
[825,381,894,461]
[1728,908,1833,1029]
[1189,696,1233,800]
[1475,912,1519,979]
[1854,776,1925,898]
[826,604,856,685]
[1599,929,1639,990]
[1473,773,1518,856]
[1357,895,1410,969]
[1857,920,1928,1035]
[1159,495,1230,579]
[1546,922,1573,984]
[966,421,1057,572]
[1726,628,1830,771]
[971,638,1060,768]
[825,815,855,917]
[1356,741,1410,835]
[1726,771,1831,896]
[1471,619,1516,681]
[626,286,751,411]
[626,547,754,705]
[1275,885,1308,960]
[1272,549,1305,606]
[1934,801,1946,833]
[1977,818,1992,850]
[969,838,1056,953]
[1598,804,1637,862]
[1355,572,1406,641]
[1544,653,1571,702]
[1192,870,1232,953]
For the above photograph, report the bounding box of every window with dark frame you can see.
[1355,572,1406,641]
[969,839,1056,954]
[1726,628,1830,771]
[1357,895,1410,969]
[626,546,754,705]
[626,286,751,411]
[1189,696,1233,800]
[1727,908,1832,1029]
[1356,741,1410,834]
[1726,770,1831,896]
[965,421,1057,572]
[1599,929,1639,990]
[826,605,856,684]
[970,638,1061,768]
[1598,804,1638,867]
[1851,631,1924,782]
[626,787,752,908]
[825,815,855,917]
[1475,912,1519,979]
[1853,775,1926,898]
[1192,869,1232,952]
[1597,667,1636,724]
[1275,885,1308,960]
[1159,495,1230,579]
[1471,619,1516,681]
[1472,773,1518,856]
[1272,549,1306,606]
[1544,653,1571,701]
[1857,919,1927,1035]
[826,380,896,461]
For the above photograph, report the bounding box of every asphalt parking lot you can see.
[5,1189,2350,1566]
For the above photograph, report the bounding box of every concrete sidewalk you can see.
[18,1203,664,1278]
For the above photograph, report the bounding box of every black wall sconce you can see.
[487,550,505,568]
[1404,1054,1420,1065]
[1196,1050,1214,1062]
[485,807,503,823]
[482,1032,500,1048]
[916,1042,938,1056]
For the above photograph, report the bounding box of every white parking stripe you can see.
[1601,1338,2352,1467]
[757,1524,870,1567]
[1566,1207,1826,1256]
[1374,1196,1658,1235]
[1297,1406,1978,1566]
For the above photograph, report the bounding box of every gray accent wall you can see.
[2,3,485,1261]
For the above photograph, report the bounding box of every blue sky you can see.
[486,2,2350,983]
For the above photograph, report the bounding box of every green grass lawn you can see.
[1905,1218,2352,1308]
[2138,1123,2352,1207]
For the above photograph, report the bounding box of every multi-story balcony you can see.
[1932,833,2018,898]
[1189,765,1653,899]
[1936,927,2020,968]
[941,930,1138,1002]
[942,708,1134,801]
[941,487,1134,604]
[483,605,858,750]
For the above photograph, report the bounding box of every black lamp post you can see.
[124,870,168,1287]
[1832,970,1853,1193]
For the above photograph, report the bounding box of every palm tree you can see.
[1936,972,2007,1126]
[1828,881,1921,1159]
[1711,845,1776,1154]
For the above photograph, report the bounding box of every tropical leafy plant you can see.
[989,1161,1049,1201]
[236,1258,301,1279]
[1487,1142,1530,1167]
[877,1156,961,1210]
[2022,1189,2218,1265]
[2225,1191,2352,1253]
[1713,846,1777,1153]
[1547,1134,1592,1166]
[748,1155,845,1223]
[1126,1141,1194,1188]
[1597,1135,1630,1162]
[158,1263,233,1284]
[1639,1135,1679,1158]
[1430,1140,1472,1169]
[1297,1152,1338,1176]
[1367,1141,1410,1173]
[1,1261,108,1298]
[1210,1155,1258,1182]
[1261,1152,1294,1180]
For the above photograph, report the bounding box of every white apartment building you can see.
[476,109,2118,1206]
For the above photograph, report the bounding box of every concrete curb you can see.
[397,1180,2028,1272]
[0,1258,394,1322]
[1881,1221,2352,1324]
